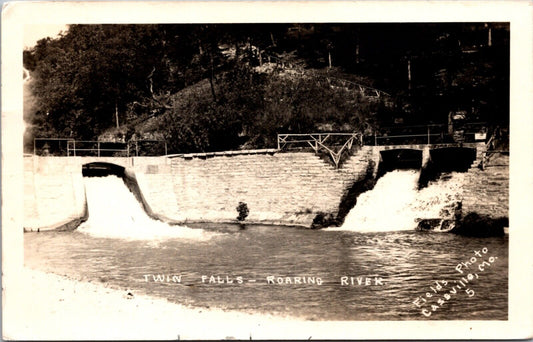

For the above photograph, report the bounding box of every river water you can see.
[24,174,508,320]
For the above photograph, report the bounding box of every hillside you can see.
[115,64,392,153]
[23,24,509,154]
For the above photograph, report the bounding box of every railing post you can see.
[277,135,280,150]
[427,126,430,145]
[98,142,100,157]
[33,139,36,156]
[73,140,76,157]
[374,132,377,146]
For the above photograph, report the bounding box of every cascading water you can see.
[78,175,212,240]
[337,170,420,232]
[333,169,465,232]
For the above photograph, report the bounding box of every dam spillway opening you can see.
[430,147,477,171]
[376,149,423,180]
[418,147,477,189]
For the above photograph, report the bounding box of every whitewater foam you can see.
[331,170,465,232]
[78,175,213,241]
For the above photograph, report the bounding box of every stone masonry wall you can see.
[23,156,86,231]
[130,157,180,222]
[134,147,378,226]
[461,154,509,219]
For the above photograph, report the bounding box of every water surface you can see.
[25,226,507,320]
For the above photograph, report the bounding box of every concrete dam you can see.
[23,142,508,235]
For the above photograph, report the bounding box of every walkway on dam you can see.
[30,123,490,170]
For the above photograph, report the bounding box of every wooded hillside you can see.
[24,23,509,154]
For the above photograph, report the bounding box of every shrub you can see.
[311,211,337,229]
[236,202,249,222]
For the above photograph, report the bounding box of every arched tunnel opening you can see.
[82,162,125,177]
[376,149,423,179]
[418,147,477,188]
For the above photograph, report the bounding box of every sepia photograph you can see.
[2,1,532,340]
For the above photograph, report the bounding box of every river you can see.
[24,174,508,320]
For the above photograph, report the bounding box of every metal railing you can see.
[277,133,362,168]
[480,128,509,170]
[67,140,129,157]
[33,138,167,157]
[368,123,488,146]
[276,124,489,167]
[480,150,509,170]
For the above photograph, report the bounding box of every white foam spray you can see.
[78,175,213,241]
[332,170,465,232]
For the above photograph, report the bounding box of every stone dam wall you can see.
[23,145,509,232]
[461,153,509,218]
[24,156,87,231]
[132,147,379,226]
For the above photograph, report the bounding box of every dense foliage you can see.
[24,23,509,154]
[157,64,385,152]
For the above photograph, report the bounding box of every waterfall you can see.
[332,170,465,232]
[77,175,212,240]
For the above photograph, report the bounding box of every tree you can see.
[24,24,201,143]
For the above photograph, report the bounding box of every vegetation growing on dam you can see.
[24,24,509,154]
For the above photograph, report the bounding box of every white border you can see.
[2,1,533,339]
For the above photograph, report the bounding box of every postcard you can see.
[2,1,533,340]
